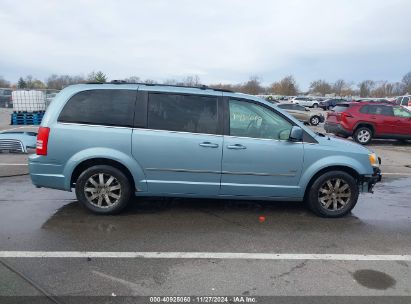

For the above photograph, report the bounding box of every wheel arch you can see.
[63,148,147,192]
[302,165,360,201]
[354,122,375,134]
[71,158,135,190]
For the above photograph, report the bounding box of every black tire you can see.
[328,105,333,110]
[306,171,359,218]
[312,103,318,108]
[310,115,320,126]
[75,165,132,214]
[354,127,373,145]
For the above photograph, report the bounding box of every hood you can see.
[315,133,371,154]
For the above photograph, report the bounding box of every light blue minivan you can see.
[29,83,381,217]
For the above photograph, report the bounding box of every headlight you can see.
[369,153,379,167]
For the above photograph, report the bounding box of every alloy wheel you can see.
[357,130,371,143]
[311,117,319,125]
[318,178,352,211]
[84,173,122,208]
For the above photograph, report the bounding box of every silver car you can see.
[277,103,324,126]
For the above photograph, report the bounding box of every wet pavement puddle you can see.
[352,269,396,290]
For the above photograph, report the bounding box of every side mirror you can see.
[289,126,303,142]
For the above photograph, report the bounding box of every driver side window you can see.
[229,99,292,140]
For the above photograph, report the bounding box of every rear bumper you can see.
[324,122,352,136]
[28,155,68,191]
[359,167,382,193]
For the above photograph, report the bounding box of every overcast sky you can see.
[0,0,410,89]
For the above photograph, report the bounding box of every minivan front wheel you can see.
[306,171,359,217]
[75,165,131,214]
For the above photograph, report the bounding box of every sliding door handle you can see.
[199,142,219,148]
[227,144,247,150]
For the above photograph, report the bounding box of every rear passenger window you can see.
[359,105,369,114]
[147,93,218,134]
[367,105,393,116]
[58,89,136,127]
[333,105,350,112]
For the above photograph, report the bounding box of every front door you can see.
[363,105,396,135]
[220,99,304,198]
[132,92,223,195]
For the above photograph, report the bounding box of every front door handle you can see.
[199,142,219,148]
[227,144,247,150]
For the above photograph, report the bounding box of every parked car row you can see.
[277,103,324,126]
[395,95,411,110]
[324,102,411,145]
[0,88,12,107]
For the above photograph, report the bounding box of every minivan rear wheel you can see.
[75,165,131,214]
[306,171,359,218]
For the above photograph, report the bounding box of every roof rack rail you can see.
[90,80,234,92]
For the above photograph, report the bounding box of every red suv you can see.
[324,102,411,145]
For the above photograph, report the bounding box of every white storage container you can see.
[12,90,46,112]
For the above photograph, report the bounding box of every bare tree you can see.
[124,76,141,83]
[269,75,298,96]
[309,80,332,96]
[209,83,236,91]
[181,75,201,87]
[333,79,346,96]
[391,82,406,96]
[358,80,375,97]
[240,76,263,95]
[163,79,178,85]
[402,71,411,94]
[46,74,86,90]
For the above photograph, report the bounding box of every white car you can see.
[396,95,411,110]
[290,97,320,108]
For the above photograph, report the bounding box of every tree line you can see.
[1,70,410,98]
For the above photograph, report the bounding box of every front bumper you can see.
[359,167,382,193]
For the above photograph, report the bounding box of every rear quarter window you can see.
[359,105,369,114]
[58,89,136,127]
[332,105,350,112]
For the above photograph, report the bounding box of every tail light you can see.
[36,127,50,155]
[337,112,352,121]
[408,100,411,107]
